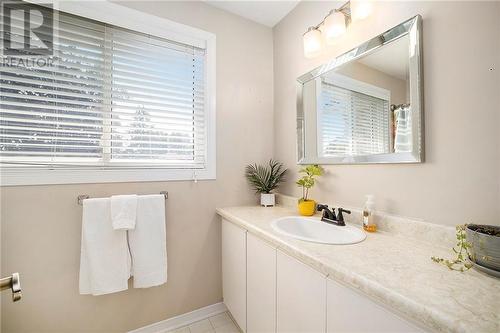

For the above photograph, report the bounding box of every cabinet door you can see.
[247,233,276,333]
[277,250,326,333]
[222,220,247,332]
[327,278,425,333]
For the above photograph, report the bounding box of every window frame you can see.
[0,1,216,186]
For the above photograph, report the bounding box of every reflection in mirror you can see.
[320,36,409,157]
[297,16,423,164]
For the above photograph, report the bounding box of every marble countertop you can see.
[216,205,499,333]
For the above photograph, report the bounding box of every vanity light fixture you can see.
[303,26,323,58]
[351,0,373,21]
[323,5,350,44]
[303,1,372,58]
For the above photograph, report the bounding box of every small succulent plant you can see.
[245,159,287,194]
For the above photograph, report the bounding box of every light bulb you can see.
[303,27,322,58]
[351,0,373,21]
[323,10,346,45]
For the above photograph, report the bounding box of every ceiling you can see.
[205,1,300,27]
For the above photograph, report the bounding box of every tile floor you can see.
[165,312,240,333]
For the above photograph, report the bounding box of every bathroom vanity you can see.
[217,202,499,333]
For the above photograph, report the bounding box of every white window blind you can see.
[0,7,207,170]
[318,80,390,157]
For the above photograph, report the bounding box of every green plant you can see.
[245,159,287,194]
[431,224,474,272]
[296,165,323,201]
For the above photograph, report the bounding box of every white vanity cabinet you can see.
[247,233,276,333]
[327,278,424,333]
[221,219,427,333]
[222,220,247,332]
[277,250,327,333]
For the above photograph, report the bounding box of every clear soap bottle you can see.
[362,195,377,232]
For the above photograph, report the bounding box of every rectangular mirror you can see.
[297,15,423,164]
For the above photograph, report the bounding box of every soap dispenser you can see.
[362,195,376,232]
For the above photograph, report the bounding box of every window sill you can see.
[0,168,216,186]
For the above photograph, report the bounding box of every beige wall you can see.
[0,1,273,332]
[274,1,500,226]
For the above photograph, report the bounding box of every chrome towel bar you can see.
[0,272,22,302]
[77,191,168,205]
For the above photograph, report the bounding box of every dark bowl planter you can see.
[466,224,500,272]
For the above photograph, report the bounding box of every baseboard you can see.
[128,302,227,333]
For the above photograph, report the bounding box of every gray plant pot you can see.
[466,224,500,272]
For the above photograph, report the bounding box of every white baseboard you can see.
[128,302,227,333]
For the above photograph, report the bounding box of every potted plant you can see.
[245,159,287,207]
[296,165,323,216]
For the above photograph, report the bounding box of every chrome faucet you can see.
[317,204,351,226]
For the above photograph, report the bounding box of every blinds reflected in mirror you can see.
[0,5,206,169]
[318,79,390,158]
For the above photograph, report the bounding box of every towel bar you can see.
[77,191,168,205]
[0,273,22,302]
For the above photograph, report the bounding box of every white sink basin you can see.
[271,216,366,245]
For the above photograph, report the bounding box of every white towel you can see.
[111,194,138,230]
[128,194,167,288]
[79,198,131,296]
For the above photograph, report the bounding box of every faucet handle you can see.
[316,204,329,219]
[337,208,351,223]
[317,204,337,221]
[316,204,328,211]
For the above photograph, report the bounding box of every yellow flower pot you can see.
[298,200,316,216]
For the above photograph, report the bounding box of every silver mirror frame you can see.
[297,15,424,165]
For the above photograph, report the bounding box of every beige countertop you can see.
[216,204,499,333]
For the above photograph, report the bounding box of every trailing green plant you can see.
[431,224,474,272]
[296,164,323,202]
[245,159,287,194]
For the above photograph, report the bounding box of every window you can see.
[318,75,390,157]
[0,2,215,185]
